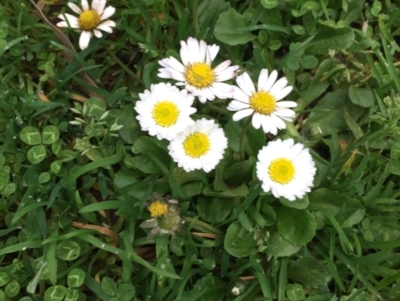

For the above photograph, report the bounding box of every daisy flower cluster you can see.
[56,0,316,201]
[133,36,317,201]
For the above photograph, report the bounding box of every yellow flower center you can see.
[185,63,215,89]
[183,132,210,158]
[152,101,179,127]
[250,91,276,115]
[78,10,101,31]
[268,158,295,184]
[149,201,168,217]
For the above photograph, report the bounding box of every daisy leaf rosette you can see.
[57,0,116,50]
[256,138,316,201]
[168,118,228,173]
[134,83,197,141]
[158,37,239,103]
[228,69,296,135]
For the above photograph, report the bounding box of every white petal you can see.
[166,57,185,73]
[242,72,255,94]
[214,60,231,73]
[276,101,297,108]
[232,109,253,121]
[257,69,269,91]
[275,86,293,101]
[269,77,288,96]
[261,70,278,92]
[227,100,250,111]
[79,31,92,50]
[275,109,295,118]
[96,0,107,15]
[187,37,200,62]
[271,114,286,129]
[211,82,234,98]
[100,6,116,21]
[58,13,79,28]
[81,0,89,11]
[232,86,250,103]
[100,20,116,28]
[252,113,262,129]
[207,45,219,61]
[94,30,102,38]
[180,40,190,66]
[97,24,113,33]
[215,69,235,82]
[67,3,82,14]
[261,116,271,134]
[198,40,207,63]
[236,73,253,96]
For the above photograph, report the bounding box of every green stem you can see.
[183,217,223,235]
[207,103,229,115]
[240,117,252,160]
[192,0,200,36]
[285,122,300,138]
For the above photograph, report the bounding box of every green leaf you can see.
[19,126,41,145]
[2,183,16,196]
[279,194,309,209]
[44,285,68,301]
[0,290,4,301]
[306,26,355,55]
[224,221,255,258]
[348,85,374,107]
[39,172,51,184]
[203,183,249,198]
[300,55,318,69]
[42,125,60,145]
[265,228,301,257]
[51,160,62,174]
[27,145,47,164]
[288,257,332,288]
[0,272,10,287]
[131,136,170,168]
[132,154,162,174]
[0,166,10,190]
[308,188,365,227]
[286,283,305,301]
[261,0,278,9]
[83,97,106,118]
[224,157,256,185]
[67,269,85,288]
[214,8,257,46]
[84,123,104,137]
[64,289,79,301]
[307,89,365,136]
[276,207,316,246]
[197,197,235,224]
[117,283,136,301]
[195,275,227,301]
[101,277,117,296]
[4,280,19,298]
[56,241,81,261]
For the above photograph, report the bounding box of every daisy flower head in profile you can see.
[134,82,197,141]
[168,118,228,173]
[228,69,296,135]
[57,0,116,50]
[256,138,316,201]
[158,37,239,103]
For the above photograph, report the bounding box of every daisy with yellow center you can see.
[57,0,116,50]
[135,83,196,141]
[227,69,297,135]
[168,118,228,172]
[148,200,168,217]
[158,37,239,103]
[256,139,316,201]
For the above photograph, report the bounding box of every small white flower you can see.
[256,138,316,201]
[231,287,240,296]
[57,0,116,50]
[158,37,239,103]
[228,69,296,135]
[135,83,197,141]
[168,118,228,172]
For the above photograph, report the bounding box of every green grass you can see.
[1,0,400,300]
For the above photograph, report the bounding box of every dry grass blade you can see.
[71,221,119,247]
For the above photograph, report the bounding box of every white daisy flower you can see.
[256,139,316,201]
[158,37,239,103]
[168,118,228,172]
[135,83,197,141]
[57,0,116,50]
[228,69,297,135]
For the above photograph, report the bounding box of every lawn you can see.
[1,0,400,300]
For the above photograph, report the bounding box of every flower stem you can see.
[207,103,229,115]
[192,0,200,36]
[240,117,252,160]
